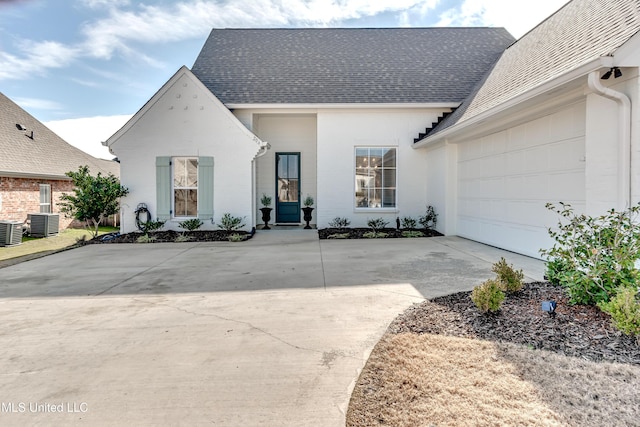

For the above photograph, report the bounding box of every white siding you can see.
[110,70,261,233]
[456,102,587,258]
[316,109,440,228]
[253,115,317,224]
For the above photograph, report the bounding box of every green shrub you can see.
[401,230,424,238]
[540,203,640,305]
[178,218,203,232]
[367,218,388,232]
[139,219,165,234]
[492,257,524,293]
[328,217,350,229]
[303,195,314,207]
[218,213,245,231]
[401,216,417,229]
[598,287,640,340]
[471,279,505,313]
[418,206,438,230]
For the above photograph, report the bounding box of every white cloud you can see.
[13,96,64,111]
[0,40,79,80]
[44,114,133,159]
[437,0,569,38]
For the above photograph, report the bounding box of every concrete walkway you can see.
[0,232,544,426]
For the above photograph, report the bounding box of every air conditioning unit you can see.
[29,213,59,237]
[0,220,23,246]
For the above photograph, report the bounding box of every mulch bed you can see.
[93,230,252,243]
[389,281,640,365]
[317,228,443,239]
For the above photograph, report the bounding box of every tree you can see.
[58,166,129,238]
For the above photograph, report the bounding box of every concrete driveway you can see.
[0,232,544,426]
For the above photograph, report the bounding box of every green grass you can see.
[0,226,118,263]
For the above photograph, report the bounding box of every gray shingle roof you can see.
[0,92,119,179]
[191,28,515,105]
[430,0,640,136]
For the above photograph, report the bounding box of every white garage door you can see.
[456,103,586,258]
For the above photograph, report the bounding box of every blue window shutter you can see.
[198,156,214,220]
[156,157,171,220]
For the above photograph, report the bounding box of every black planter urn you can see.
[260,207,273,229]
[302,207,314,229]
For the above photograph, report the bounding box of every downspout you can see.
[587,71,632,210]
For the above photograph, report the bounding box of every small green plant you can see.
[401,216,417,229]
[327,233,350,239]
[418,206,438,230]
[540,203,640,305]
[139,219,165,234]
[178,218,203,232]
[227,233,246,242]
[367,218,388,232]
[303,195,314,207]
[471,279,505,313]
[492,257,524,293]
[137,234,157,243]
[218,213,245,231]
[401,230,424,238]
[175,234,192,242]
[260,193,272,207]
[598,287,640,341]
[328,217,351,229]
[363,231,388,238]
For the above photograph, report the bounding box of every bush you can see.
[418,206,438,230]
[471,279,505,313]
[492,257,524,293]
[218,214,245,231]
[401,216,417,229]
[363,231,388,239]
[136,234,156,243]
[260,193,272,207]
[328,217,351,229]
[174,234,192,242]
[327,233,350,239]
[139,219,165,234]
[540,203,640,305]
[598,287,640,340]
[178,218,203,232]
[401,230,424,238]
[367,218,388,232]
[227,233,246,242]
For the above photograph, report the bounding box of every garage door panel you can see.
[456,104,586,258]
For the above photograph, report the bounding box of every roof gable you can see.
[427,0,640,137]
[191,28,515,105]
[0,92,119,179]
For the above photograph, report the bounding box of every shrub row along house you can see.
[105,0,640,258]
[0,92,120,230]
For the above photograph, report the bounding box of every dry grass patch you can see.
[348,333,640,426]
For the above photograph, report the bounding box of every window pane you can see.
[174,189,198,217]
[382,148,396,167]
[187,159,198,187]
[39,184,51,213]
[354,147,397,209]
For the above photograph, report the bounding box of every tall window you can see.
[355,147,397,208]
[173,157,198,217]
[39,184,51,213]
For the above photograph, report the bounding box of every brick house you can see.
[0,92,120,230]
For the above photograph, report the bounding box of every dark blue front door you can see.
[276,153,300,223]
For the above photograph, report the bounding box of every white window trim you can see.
[353,146,398,211]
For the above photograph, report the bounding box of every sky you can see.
[0,0,569,159]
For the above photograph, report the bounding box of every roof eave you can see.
[0,171,72,181]
[225,102,460,110]
[413,56,614,149]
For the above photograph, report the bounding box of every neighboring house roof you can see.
[191,28,515,105]
[427,0,640,138]
[0,92,119,180]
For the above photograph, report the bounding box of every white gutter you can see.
[587,71,632,210]
[413,56,614,149]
